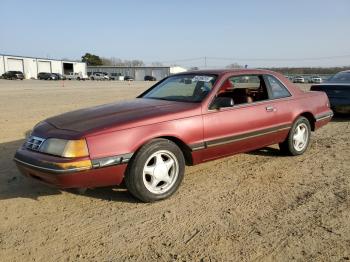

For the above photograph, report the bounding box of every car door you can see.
[200,74,291,162]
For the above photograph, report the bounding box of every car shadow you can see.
[0,138,138,203]
[247,146,284,157]
[331,113,350,122]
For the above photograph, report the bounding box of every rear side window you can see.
[265,75,291,99]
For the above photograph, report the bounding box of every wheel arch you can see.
[298,112,316,131]
[132,135,194,166]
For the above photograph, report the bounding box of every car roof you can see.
[175,69,283,76]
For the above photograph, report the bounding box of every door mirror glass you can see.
[210,97,234,110]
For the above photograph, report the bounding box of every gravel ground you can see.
[0,79,349,261]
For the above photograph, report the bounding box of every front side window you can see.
[142,74,217,103]
[265,75,291,99]
[216,75,268,105]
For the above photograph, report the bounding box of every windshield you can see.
[328,71,350,83]
[142,74,217,102]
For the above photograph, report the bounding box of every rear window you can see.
[328,72,350,83]
[265,75,291,99]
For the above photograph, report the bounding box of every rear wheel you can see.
[279,116,311,156]
[125,138,185,202]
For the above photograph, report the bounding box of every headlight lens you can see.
[40,138,89,158]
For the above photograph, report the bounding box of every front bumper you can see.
[14,147,127,188]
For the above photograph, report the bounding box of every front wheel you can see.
[279,116,311,156]
[125,138,185,202]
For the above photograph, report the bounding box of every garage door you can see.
[135,69,146,81]
[7,58,24,72]
[38,61,51,73]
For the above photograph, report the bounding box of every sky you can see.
[1,0,350,68]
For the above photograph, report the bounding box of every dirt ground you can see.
[0,79,349,262]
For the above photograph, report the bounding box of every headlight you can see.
[40,138,89,158]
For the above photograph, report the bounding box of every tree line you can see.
[262,66,350,75]
[81,53,164,67]
[81,53,349,74]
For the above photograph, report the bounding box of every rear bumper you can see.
[14,148,127,188]
[332,105,350,114]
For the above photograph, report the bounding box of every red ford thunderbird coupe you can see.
[14,69,333,202]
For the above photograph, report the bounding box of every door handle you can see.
[266,106,276,112]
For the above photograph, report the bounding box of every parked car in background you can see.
[293,76,305,83]
[14,69,333,202]
[308,76,322,84]
[90,72,109,80]
[108,73,120,80]
[124,76,134,81]
[52,73,66,80]
[102,73,110,80]
[144,75,157,81]
[66,72,87,80]
[311,70,350,114]
[2,71,24,80]
[37,72,57,80]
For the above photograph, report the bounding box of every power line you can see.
[152,57,203,63]
[151,54,350,64]
[207,54,350,61]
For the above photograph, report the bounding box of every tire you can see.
[91,77,94,80]
[125,138,185,202]
[279,116,311,156]
[77,77,81,81]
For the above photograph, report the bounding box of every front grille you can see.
[25,136,45,152]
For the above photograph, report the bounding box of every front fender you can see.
[85,116,203,160]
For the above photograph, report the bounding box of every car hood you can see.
[45,98,200,135]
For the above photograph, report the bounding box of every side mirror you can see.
[210,96,234,110]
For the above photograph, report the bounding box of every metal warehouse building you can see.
[87,66,171,81]
[0,54,87,79]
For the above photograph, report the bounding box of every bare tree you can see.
[100,57,145,67]
[226,63,243,69]
[151,62,164,66]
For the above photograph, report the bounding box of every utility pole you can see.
[204,56,207,68]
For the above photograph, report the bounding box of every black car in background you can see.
[124,76,134,81]
[1,71,24,80]
[52,73,66,80]
[144,75,156,81]
[37,72,57,80]
[311,70,350,114]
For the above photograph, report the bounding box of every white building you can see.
[170,66,187,74]
[0,54,87,79]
